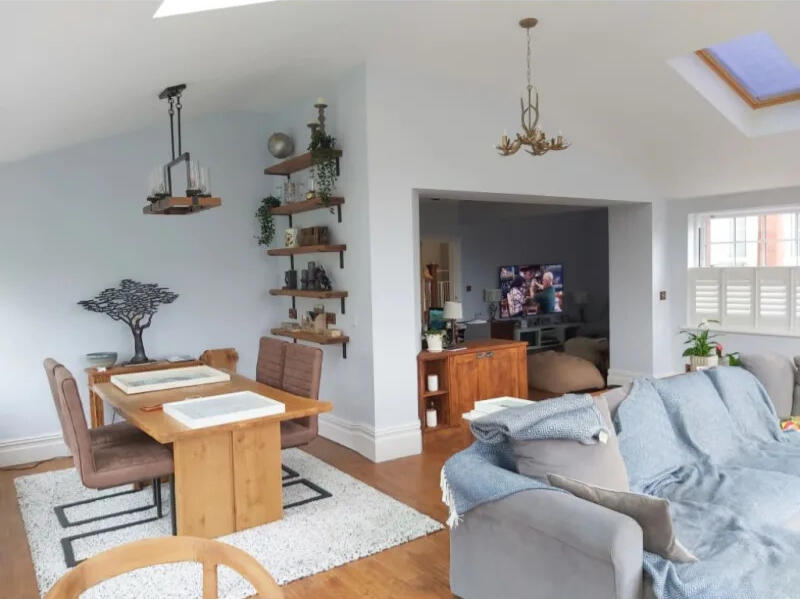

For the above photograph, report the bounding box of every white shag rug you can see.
[15,448,443,598]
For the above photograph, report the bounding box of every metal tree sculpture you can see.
[78,279,179,364]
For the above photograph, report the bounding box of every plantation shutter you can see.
[722,268,755,329]
[755,267,791,331]
[688,268,721,324]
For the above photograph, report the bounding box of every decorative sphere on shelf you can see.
[268,133,294,159]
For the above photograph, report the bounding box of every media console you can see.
[490,318,582,352]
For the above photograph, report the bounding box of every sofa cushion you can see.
[547,473,696,563]
[527,351,605,394]
[614,379,697,490]
[740,352,795,418]
[513,394,629,491]
[602,383,631,418]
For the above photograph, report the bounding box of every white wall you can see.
[0,111,276,464]
[419,202,610,330]
[608,203,655,384]
[260,67,389,460]
[364,62,655,441]
[663,186,800,374]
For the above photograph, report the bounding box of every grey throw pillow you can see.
[513,395,630,491]
[740,353,795,418]
[548,473,697,563]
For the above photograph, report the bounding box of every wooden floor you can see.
[0,428,473,599]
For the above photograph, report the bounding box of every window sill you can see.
[681,325,800,339]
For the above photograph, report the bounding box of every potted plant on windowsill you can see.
[425,329,446,353]
[682,320,720,370]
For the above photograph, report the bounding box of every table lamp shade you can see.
[483,288,502,303]
[443,301,463,320]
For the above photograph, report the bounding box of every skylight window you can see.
[696,32,800,109]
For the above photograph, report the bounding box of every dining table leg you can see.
[172,421,283,538]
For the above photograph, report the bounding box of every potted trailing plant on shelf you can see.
[682,320,720,370]
[425,329,446,353]
[255,196,281,246]
[308,129,338,209]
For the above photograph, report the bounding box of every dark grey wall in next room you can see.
[419,200,609,334]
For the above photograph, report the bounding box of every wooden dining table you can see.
[92,372,332,538]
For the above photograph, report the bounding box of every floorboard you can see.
[0,427,472,598]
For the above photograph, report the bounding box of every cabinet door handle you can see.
[485,351,494,358]
[476,352,485,359]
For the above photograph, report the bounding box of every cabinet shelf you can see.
[264,150,342,177]
[423,389,448,398]
[271,327,349,358]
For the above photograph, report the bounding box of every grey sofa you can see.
[450,356,799,599]
[450,385,642,599]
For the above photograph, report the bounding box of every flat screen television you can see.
[499,264,564,318]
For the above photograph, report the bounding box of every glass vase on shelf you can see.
[283,180,305,204]
[147,167,168,202]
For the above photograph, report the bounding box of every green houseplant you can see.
[424,329,446,353]
[308,130,338,208]
[682,320,720,370]
[255,196,281,247]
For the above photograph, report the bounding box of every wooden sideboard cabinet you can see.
[417,339,528,433]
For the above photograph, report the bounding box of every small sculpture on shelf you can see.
[78,279,178,364]
[315,265,333,291]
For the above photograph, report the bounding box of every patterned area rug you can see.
[15,448,443,598]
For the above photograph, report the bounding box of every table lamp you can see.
[443,300,463,346]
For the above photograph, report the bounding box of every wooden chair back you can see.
[44,536,282,599]
[200,347,240,373]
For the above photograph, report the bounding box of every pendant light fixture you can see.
[144,83,221,215]
[495,18,570,157]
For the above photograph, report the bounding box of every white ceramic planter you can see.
[690,354,718,370]
[426,334,444,352]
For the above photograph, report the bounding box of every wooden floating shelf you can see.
[269,289,348,299]
[271,328,349,347]
[270,197,344,216]
[267,244,346,257]
[143,196,221,215]
[265,150,343,176]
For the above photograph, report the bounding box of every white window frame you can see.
[687,206,800,336]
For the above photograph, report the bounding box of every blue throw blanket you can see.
[441,394,606,526]
[615,368,800,599]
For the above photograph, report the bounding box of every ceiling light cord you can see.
[167,96,176,161]
[526,25,533,94]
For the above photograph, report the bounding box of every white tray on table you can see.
[110,365,230,395]
[163,391,286,429]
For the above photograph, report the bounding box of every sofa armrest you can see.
[450,489,644,599]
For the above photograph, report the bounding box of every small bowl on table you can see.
[86,352,118,369]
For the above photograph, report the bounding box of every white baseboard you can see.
[0,432,70,467]
[318,414,421,463]
[607,368,649,387]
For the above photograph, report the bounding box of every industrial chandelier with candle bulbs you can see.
[495,18,569,157]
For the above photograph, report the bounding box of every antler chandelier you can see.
[495,18,569,157]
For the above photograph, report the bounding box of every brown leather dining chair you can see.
[44,359,174,545]
[255,338,323,448]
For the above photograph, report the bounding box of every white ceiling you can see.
[3,1,800,199]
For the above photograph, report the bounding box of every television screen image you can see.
[499,264,564,318]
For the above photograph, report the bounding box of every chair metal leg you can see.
[153,478,163,518]
[170,474,177,535]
